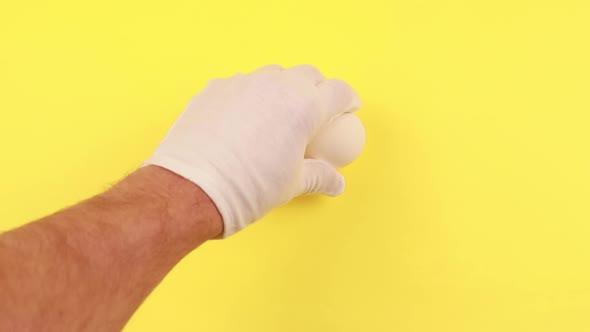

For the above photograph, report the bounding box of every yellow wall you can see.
[2,0,590,331]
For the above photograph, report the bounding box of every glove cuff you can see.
[142,155,245,238]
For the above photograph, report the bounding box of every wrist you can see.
[107,166,223,248]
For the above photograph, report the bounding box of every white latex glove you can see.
[144,64,362,237]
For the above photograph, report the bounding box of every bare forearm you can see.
[0,166,222,331]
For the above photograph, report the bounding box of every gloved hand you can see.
[144,64,362,237]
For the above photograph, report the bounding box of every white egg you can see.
[306,113,366,168]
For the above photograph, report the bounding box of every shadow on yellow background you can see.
[1,0,590,331]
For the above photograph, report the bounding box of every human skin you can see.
[0,165,222,332]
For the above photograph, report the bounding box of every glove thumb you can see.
[297,159,345,197]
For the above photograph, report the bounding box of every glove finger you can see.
[297,159,345,197]
[317,79,362,118]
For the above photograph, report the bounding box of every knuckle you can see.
[324,78,353,95]
[294,63,320,73]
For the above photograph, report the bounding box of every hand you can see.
[144,64,362,237]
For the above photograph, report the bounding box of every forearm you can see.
[0,166,222,331]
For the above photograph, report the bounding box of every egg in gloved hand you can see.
[306,113,366,168]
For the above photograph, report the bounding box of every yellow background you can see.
[1,0,590,331]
